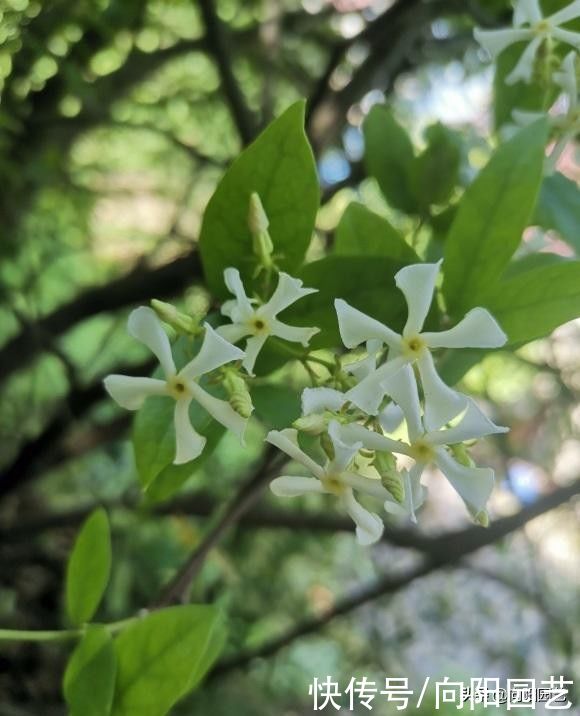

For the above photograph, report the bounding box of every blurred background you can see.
[0,0,578,714]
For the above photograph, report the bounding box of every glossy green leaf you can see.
[334,203,418,261]
[363,106,418,214]
[410,122,462,210]
[199,101,319,297]
[111,605,225,716]
[66,508,112,626]
[483,261,580,345]
[534,173,580,254]
[442,120,548,314]
[64,625,116,716]
[252,383,301,430]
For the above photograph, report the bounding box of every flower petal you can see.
[550,26,580,49]
[342,489,384,545]
[327,420,362,473]
[128,307,175,377]
[215,323,250,344]
[514,0,543,26]
[269,319,319,346]
[104,375,168,410]
[553,51,578,98]
[302,387,347,415]
[338,422,411,457]
[345,355,408,415]
[189,382,247,443]
[262,272,317,317]
[549,0,580,26]
[417,350,467,430]
[473,28,532,58]
[241,333,268,376]
[334,298,399,349]
[266,428,324,479]
[180,323,245,380]
[428,399,508,446]
[401,464,426,523]
[173,398,206,464]
[223,267,254,319]
[380,363,423,442]
[395,261,441,335]
[505,35,542,85]
[343,472,389,500]
[435,448,495,513]
[270,475,325,497]
[422,307,507,349]
[379,403,404,433]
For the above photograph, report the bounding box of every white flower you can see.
[513,52,579,173]
[216,268,320,375]
[338,364,508,516]
[267,421,393,545]
[334,261,507,427]
[104,307,247,465]
[474,0,580,85]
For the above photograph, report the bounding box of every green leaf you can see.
[534,173,580,254]
[199,101,319,297]
[503,252,569,279]
[111,605,225,716]
[442,120,548,313]
[66,508,112,626]
[252,383,301,429]
[64,625,116,716]
[334,203,418,261]
[409,123,462,210]
[363,106,418,214]
[483,261,580,345]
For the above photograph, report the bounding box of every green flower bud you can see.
[248,192,269,235]
[473,508,490,528]
[450,443,476,468]
[373,451,405,503]
[150,299,200,335]
[320,431,335,462]
[222,370,254,418]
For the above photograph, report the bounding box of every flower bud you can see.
[450,443,476,468]
[248,192,270,235]
[222,370,254,418]
[373,451,405,503]
[472,508,490,528]
[320,431,335,461]
[150,299,200,335]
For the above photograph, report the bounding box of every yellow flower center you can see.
[409,439,435,463]
[248,315,269,335]
[402,334,426,359]
[168,376,190,399]
[322,473,346,496]
[533,19,551,35]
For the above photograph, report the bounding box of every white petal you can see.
[173,398,206,464]
[550,26,580,49]
[302,387,347,416]
[345,356,408,415]
[379,403,404,433]
[343,472,390,500]
[334,298,399,349]
[553,52,578,97]
[189,382,247,443]
[402,464,426,523]
[269,319,319,346]
[473,28,532,58]
[262,272,317,317]
[104,375,168,410]
[549,0,580,25]
[395,261,441,335]
[435,448,495,513]
[417,350,467,430]
[428,399,508,446]
[241,334,268,376]
[422,308,507,349]
[514,0,543,26]
[338,422,411,457]
[327,420,362,473]
[512,109,546,127]
[265,428,324,479]
[127,307,175,377]
[270,475,325,497]
[505,36,543,85]
[223,268,254,319]
[215,323,250,344]
[380,363,423,442]
[180,323,245,380]
[342,489,384,545]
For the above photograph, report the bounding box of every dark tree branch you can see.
[211,477,580,676]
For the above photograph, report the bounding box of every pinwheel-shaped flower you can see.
[268,421,405,545]
[474,0,580,85]
[513,52,580,172]
[335,261,507,427]
[216,268,319,375]
[339,365,508,518]
[104,307,247,464]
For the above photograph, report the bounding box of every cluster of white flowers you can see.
[474,0,580,172]
[266,262,508,545]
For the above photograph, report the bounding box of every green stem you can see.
[271,339,335,370]
[0,615,141,643]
